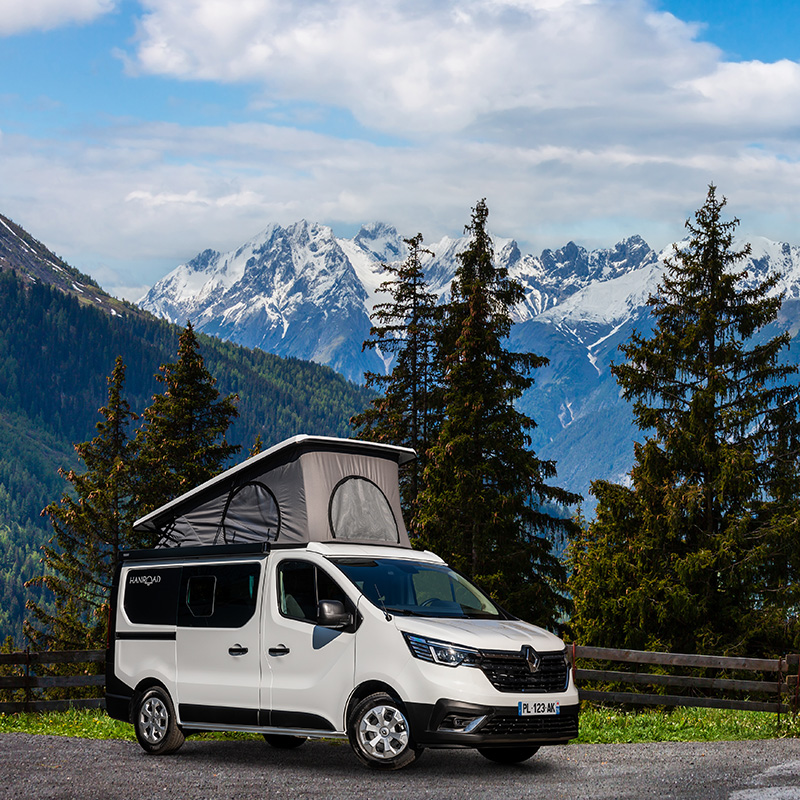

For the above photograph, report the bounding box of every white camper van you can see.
[106,436,579,770]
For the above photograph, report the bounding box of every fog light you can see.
[438,713,487,733]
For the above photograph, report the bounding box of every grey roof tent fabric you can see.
[133,435,416,549]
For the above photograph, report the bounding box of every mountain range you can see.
[140,222,800,510]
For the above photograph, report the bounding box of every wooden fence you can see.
[1,646,798,716]
[572,644,799,716]
[0,649,105,714]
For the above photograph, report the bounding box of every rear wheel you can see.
[477,745,539,764]
[263,734,307,749]
[347,692,423,770]
[133,686,185,755]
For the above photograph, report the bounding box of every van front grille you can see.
[478,650,569,693]
[479,709,578,738]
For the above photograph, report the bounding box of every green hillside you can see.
[0,267,372,642]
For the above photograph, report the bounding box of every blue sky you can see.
[658,0,799,62]
[2,0,799,300]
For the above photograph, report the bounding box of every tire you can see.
[477,745,540,764]
[347,692,423,770]
[133,686,185,755]
[263,734,307,749]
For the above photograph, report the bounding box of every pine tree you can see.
[569,186,800,654]
[25,356,137,650]
[133,322,240,534]
[249,433,264,458]
[352,233,439,516]
[415,200,580,627]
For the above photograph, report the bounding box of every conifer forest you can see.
[4,188,800,660]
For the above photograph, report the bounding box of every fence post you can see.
[572,642,577,685]
[23,647,32,713]
[778,656,783,727]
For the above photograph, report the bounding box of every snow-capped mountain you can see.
[140,224,800,511]
[142,221,385,380]
[140,222,661,381]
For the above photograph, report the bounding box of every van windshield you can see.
[329,558,504,619]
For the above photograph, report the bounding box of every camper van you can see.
[106,435,579,770]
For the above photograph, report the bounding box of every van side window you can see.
[186,576,216,617]
[123,567,181,626]
[278,561,349,624]
[178,562,261,628]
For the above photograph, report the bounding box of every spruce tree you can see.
[352,233,439,517]
[415,200,580,627]
[569,186,800,654]
[25,356,137,650]
[133,322,240,534]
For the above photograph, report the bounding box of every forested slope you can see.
[0,268,372,642]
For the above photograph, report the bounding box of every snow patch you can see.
[558,401,575,428]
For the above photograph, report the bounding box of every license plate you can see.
[518,701,560,716]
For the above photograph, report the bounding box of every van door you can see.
[175,561,263,727]
[265,556,356,733]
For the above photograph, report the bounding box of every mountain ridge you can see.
[140,221,800,510]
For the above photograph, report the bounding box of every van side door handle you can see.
[268,645,290,657]
[228,645,249,656]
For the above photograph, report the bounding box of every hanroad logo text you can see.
[129,574,162,587]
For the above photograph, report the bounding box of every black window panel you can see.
[123,567,181,626]
[178,562,261,628]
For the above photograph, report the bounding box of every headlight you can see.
[403,633,480,667]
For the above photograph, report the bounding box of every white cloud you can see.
[5,111,800,303]
[682,60,800,126]
[125,189,212,207]
[4,0,800,300]
[128,0,722,136]
[121,0,800,175]
[0,0,115,35]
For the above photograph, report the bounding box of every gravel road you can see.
[2,733,800,800]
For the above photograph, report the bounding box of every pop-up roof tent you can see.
[133,435,416,549]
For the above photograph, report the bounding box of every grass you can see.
[1,705,798,744]
[573,705,800,744]
[0,707,261,742]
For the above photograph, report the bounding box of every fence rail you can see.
[0,649,106,714]
[571,644,797,716]
[1,646,798,716]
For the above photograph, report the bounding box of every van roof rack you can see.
[120,542,271,561]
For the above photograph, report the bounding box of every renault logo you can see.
[521,645,540,673]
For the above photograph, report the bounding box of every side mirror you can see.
[317,599,352,629]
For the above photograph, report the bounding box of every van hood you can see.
[392,616,564,653]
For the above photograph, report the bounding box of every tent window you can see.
[221,481,281,544]
[329,476,398,543]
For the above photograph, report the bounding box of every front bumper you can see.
[405,698,579,748]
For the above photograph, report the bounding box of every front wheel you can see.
[347,693,423,770]
[477,745,539,764]
[133,686,185,755]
